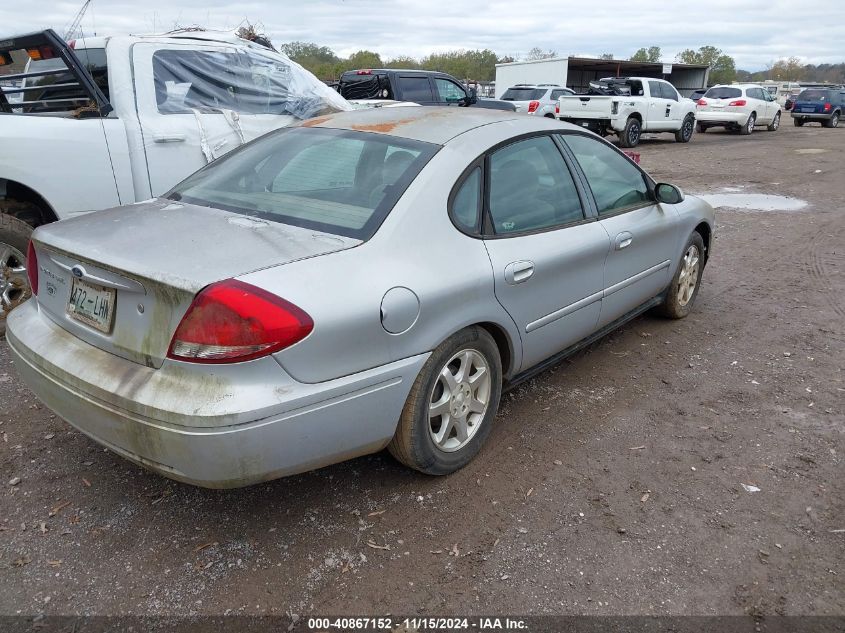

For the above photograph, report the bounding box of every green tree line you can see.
[280,40,845,87]
[279,41,503,81]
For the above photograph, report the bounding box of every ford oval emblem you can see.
[71,265,84,279]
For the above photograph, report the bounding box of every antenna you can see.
[63,0,93,40]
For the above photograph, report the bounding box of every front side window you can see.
[169,127,438,240]
[562,134,651,216]
[435,78,466,103]
[488,136,584,234]
[397,76,434,102]
[152,48,344,118]
[659,83,679,101]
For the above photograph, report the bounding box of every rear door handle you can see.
[504,260,535,285]
[615,232,633,250]
[153,135,187,143]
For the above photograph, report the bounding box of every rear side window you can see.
[397,76,434,102]
[9,47,108,113]
[451,167,482,232]
[563,134,650,216]
[704,87,742,99]
[488,136,584,234]
[169,127,438,240]
[550,89,572,100]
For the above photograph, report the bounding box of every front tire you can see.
[388,327,502,475]
[656,232,705,320]
[618,117,641,148]
[740,112,756,135]
[675,114,695,143]
[767,111,781,131]
[0,213,35,337]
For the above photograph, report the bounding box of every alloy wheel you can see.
[0,242,30,320]
[428,349,491,452]
[677,245,700,307]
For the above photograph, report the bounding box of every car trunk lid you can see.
[30,198,360,368]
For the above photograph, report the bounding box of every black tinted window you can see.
[502,87,545,100]
[704,87,742,99]
[488,136,584,234]
[397,76,433,101]
[563,134,650,217]
[797,90,829,101]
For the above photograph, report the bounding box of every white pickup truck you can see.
[0,29,349,331]
[555,77,697,148]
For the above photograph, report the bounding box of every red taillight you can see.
[554,103,560,114]
[728,99,746,107]
[696,98,707,106]
[527,100,540,113]
[167,279,313,364]
[26,241,38,297]
[824,102,832,112]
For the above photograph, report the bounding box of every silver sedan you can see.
[8,107,714,487]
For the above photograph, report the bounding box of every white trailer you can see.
[494,58,570,98]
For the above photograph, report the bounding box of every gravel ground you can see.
[1,118,843,619]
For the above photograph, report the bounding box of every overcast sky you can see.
[3,1,843,70]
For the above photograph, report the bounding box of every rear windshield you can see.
[339,74,391,100]
[168,127,439,240]
[502,87,545,101]
[704,87,742,99]
[796,90,829,101]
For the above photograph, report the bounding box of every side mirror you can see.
[655,183,685,204]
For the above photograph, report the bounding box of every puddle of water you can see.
[795,148,828,154]
[695,193,808,212]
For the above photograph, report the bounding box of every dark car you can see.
[791,88,845,127]
[689,89,707,102]
[338,69,515,111]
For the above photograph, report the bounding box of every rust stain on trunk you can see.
[301,116,332,127]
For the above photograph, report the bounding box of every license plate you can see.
[801,108,814,113]
[67,277,116,333]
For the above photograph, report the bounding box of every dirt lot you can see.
[1,119,843,620]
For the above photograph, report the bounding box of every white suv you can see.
[696,84,782,134]
[501,84,574,117]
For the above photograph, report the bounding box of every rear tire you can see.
[767,111,781,131]
[655,232,705,320]
[793,118,804,127]
[0,213,35,337]
[696,122,707,134]
[740,112,756,135]
[618,117,641,148]
[823,112,840,128]
[675,114,695,143]
[388,327,502,475]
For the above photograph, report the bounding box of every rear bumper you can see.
[695,111,748,125]
[7,301,427,488]
[558,117,613,133]
[790,112,834,121]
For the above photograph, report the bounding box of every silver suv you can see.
[500,84,574,117]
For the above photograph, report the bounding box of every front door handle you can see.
[504,260,535,285]
[615,232,633,250]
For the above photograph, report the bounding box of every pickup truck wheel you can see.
[823,112,840,128]
[0,214,34,337]
[618,117,641,148]
[656,232,705,320]
[740,113,756,135]
[675,115,695,143]
[696,122,707,134]
[388,326,502,475]
[767,112,781,131]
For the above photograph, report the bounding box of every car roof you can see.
[297,106,523,144]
